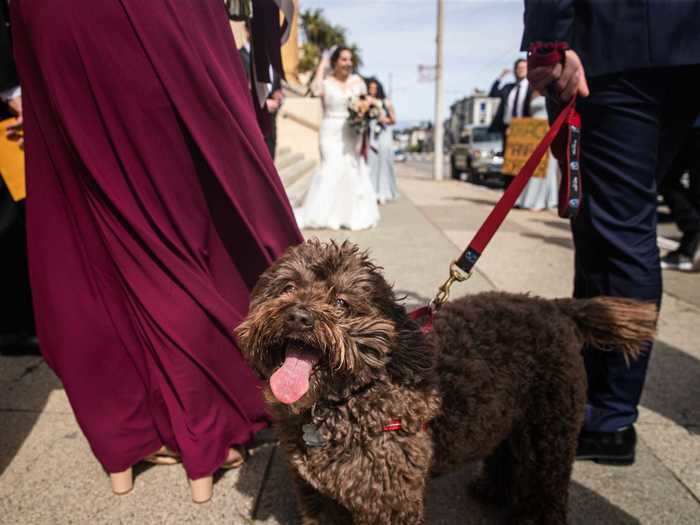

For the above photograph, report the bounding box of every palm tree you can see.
[298,8,363,73]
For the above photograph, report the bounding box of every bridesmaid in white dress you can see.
[367,78,399,204]
[294,47,380,230]
[515,93,559,211]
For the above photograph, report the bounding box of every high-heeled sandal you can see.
[109,446,179,495]
[144,446,180,465]
[190,446,247,503]
[221,446,247,469]
[110,467,133,495]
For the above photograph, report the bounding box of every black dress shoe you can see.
[576,425,636,466]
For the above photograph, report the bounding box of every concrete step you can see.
[275,151,305,171]
[279,158,317,188]
[285,170,314,205]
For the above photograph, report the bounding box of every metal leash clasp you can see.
[431,262,472,311]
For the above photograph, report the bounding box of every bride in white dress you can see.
[294,47,380,230]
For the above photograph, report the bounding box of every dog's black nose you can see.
[286,307,314,331]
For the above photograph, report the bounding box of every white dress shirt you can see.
[0,85,21,103]
[504,78,529,124]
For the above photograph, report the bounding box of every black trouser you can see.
[265,113,278,160]
[0,183,35,337]
[574,66,700,432]
[660,128,700,245]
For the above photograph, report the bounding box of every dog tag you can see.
[302,423,326,448]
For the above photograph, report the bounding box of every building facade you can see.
[447,92,501,145]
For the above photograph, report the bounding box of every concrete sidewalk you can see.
[1,162,699,524]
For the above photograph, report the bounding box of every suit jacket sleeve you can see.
[521,0,576,50]
[0,1,19,92]
[270,69,282,93]
[488,80,504,98]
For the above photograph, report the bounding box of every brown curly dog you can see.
[235,240,657,525]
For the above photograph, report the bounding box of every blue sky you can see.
[302,0,526,127]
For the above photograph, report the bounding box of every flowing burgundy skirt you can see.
[11,0,302,479]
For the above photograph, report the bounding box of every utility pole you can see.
[433,0,445,181]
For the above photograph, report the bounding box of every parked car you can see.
[450,125,503,183]
[394,149,407,163]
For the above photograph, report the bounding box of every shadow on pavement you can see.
[568,482,641,525]
[642,339,700,433]
[240,445,641,524]
[463,178,507,191]
[395,289,433,311]
[0,351,57,476]
[443,196,499,208]
[520,231,575,250]
[539,219,574,233]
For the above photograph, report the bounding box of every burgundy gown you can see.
[11,0,302,480]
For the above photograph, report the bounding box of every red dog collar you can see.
[409,306,434,334]
[383,419,403,432]
[383,419,430,433]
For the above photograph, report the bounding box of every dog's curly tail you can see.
[555,297,658,360]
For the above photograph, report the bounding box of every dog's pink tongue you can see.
[270,349,318,405]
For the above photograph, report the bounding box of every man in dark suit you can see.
[523,0,700,465]
[239,21,283,160]
[263,74,283,160]
[659,116,700,272]
[0,0,35,350]
[238,33,251,78]
[0,0,19,113]
[488,58,534,145]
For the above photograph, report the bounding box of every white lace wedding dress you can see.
[294,75,380,230]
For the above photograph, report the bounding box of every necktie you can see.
[512,83,521,117]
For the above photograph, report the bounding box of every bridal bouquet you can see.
[347,95,384,134]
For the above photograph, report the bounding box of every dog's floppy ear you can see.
[385,311,435,385]
[233,320,254,364]
[348,317,397,369]
[234,321,271,380]
[233,320,251,353]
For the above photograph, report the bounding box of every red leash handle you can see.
[527,41,584,219]
[528,41,569,68]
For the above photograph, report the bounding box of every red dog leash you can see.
[410,43,581,332]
